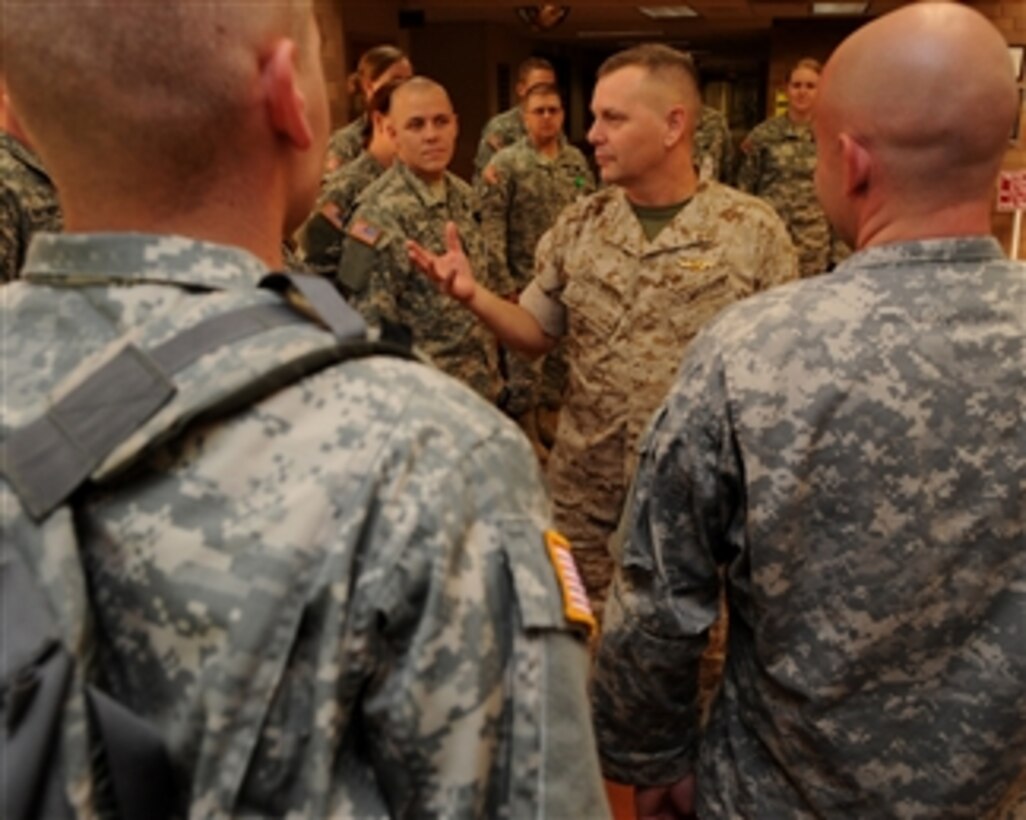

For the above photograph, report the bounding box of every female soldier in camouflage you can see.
[737,58,846,277]
[325,45,411,173]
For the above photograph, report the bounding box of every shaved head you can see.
[388,76,458,182]
[815,2,1016,240]
[391,77,451,114]
[4,0,315,206]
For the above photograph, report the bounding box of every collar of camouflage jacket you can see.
[21,233,270,291]
[0,131,53,181]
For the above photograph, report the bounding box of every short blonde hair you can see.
[789,58,823,81]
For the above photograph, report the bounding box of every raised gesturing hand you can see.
[408,221,477,304]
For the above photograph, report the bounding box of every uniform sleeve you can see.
[299,179,357,280]
[473,124,502,181]
[517,218,571,338]
[476,161,516,296]
[0,192,25,283]
[753,209,800,289]
[592,331,741,786]
[734,129,761,194]
[361,414,611,819]
[717,116,735,185]
[326,125,362,172]
[337,217,400,327]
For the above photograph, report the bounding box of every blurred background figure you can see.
[325,44,411,173]
[301,77,403,281]
[477,81,595,460]
[737,58,847,277]
[693,104,733,183]
[473,56,556,183]
[339,77,504,402]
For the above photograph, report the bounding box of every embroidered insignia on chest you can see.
[545,530,597,638]
[348,218,383,247]
[679,258,715,271]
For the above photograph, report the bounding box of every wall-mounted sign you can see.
[997,170,1026,212]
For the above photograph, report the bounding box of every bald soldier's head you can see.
[814,3,1017,249]
[4,0,328,254]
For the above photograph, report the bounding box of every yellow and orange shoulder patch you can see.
[545,530,597,638]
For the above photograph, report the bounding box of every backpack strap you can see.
[3,274,411,521]
[1,274,414,819]
[3,301,309,521]
[260,271,367,339]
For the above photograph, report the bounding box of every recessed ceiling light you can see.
[638,5,699,19]
[812,2,868,14]
[578,29,666,39]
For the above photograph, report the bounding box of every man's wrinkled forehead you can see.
[394,86,452,119]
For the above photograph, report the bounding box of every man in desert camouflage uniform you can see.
[472,57,556,183]
[2,3,609,817]
[412,45,797,621]
[593,5,1026,819]
[0,71,61,282]
[737,58,849,278]
[340,77,502,402]
[693,104,733,183]
[478,82,595,450]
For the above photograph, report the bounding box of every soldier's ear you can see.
[838,133,870,196]
[262,37,314,150]
[665,104,688,149]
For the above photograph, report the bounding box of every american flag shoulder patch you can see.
[319,201,345,232]
[545,530,597,638]
[348,217,383,247]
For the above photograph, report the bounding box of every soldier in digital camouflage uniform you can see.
[412,45,797,624]
[478,82,595,453]
[737,58,850,278]
[301,79,400,280]
[3,4,609,817]
[472,57,555,183]
[0,75,62,282]
[593,6,1026,818]
[339,78,503,402]
[324,45,411,174]
[693,104,733,183]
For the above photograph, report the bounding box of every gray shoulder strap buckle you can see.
[260,271,367,340]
